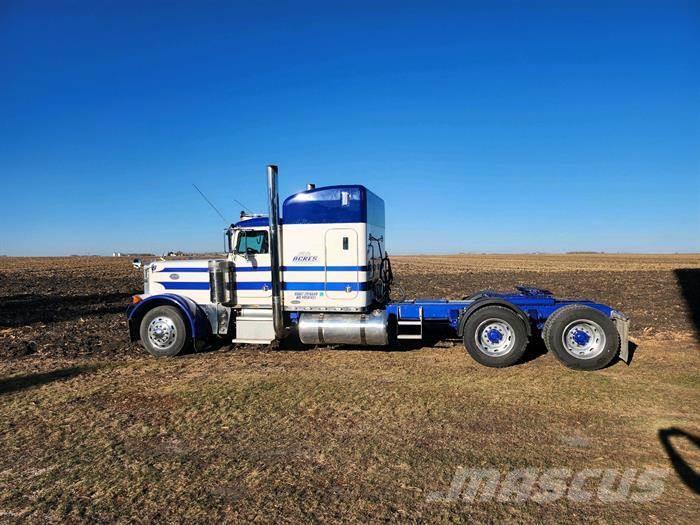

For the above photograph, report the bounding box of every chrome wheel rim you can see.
[475,319,515,357]
[562,320,606,359]
[147,316,177,350]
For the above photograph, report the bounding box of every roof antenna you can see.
[192,184,228,224]
[233,199,253,215]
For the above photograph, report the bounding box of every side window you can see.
[236,230,269,254]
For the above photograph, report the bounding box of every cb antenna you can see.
[233,199,253,215]
[192,184,228,224]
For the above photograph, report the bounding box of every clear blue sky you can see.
[1,1,698,255]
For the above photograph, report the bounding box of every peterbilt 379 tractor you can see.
[127,165,629,371]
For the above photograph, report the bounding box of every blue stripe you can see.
[158,282,210,290]
[282,265,368,272]
[158,265,368,273]
[157,267,208,273]
[157,281,370,291]
[284,282,369,291]
[235,266,272,272]
[234,282,268,290]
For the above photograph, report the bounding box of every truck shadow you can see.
[519,336,548,364]
[674,269,700,340]
[200,330,638,365]
[0,365,98,395]
[658,427,700,494]
[260,332,443,353]
[0,292,133,327]
[520,335,637,367]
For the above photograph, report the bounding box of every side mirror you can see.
[132,258,142,269]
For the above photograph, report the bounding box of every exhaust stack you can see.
[267,165,285,339]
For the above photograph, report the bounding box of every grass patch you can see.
[0,341,698,522]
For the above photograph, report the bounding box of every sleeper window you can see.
[236,230,269,254]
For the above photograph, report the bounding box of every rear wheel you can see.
[139,305,189,357]
[542,305,619,371]
[462,306,529,368]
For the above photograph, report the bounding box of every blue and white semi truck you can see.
[127,165,630,371]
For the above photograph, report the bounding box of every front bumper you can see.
[611,310,631,364]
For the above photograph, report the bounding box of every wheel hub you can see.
[562,320,606,359]
[487,328,503,344]
[475,319,515,357]
[147,316,177,350]
[572,329,591,346]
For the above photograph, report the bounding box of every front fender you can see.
[127,294,211,343]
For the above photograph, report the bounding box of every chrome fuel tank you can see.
[298,310,389,346]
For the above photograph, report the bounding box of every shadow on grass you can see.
[658,427,700,494]
[674,269,700,341]
[519,336,548,364]
[191,327,639,368]
[261,327,446,353]
[520,333,638,368]
[625,340,639,364]
[0,365,98,395]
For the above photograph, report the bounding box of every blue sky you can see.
[1,1,698,255]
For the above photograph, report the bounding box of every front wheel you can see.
[139,305,190,357]
[462,306,529,367]
[542,305,619,371]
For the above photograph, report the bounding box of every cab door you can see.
[324,228,359,300]
[232,229,272,304]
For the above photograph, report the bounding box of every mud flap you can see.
[612,311,630,364]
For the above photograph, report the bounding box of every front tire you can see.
[542,305,619,371]
[139,305,189,357]
[462,306,529,367]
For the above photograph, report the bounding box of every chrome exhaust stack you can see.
[208,259,233,304]
[267,165,286,340]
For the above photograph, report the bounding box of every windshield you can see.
[235,230,269,254]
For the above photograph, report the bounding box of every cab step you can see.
[397,306,423,340]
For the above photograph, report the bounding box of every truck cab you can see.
[131,178,390,347]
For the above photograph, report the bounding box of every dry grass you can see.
[0,341,698,523]
[0,255,699,523]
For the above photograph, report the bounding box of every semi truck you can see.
[127,165,629,371]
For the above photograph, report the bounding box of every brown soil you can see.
[1,254,698,359]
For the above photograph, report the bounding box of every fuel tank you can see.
[298,310,389,346]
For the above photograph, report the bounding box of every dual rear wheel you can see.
[462,305,620,371]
